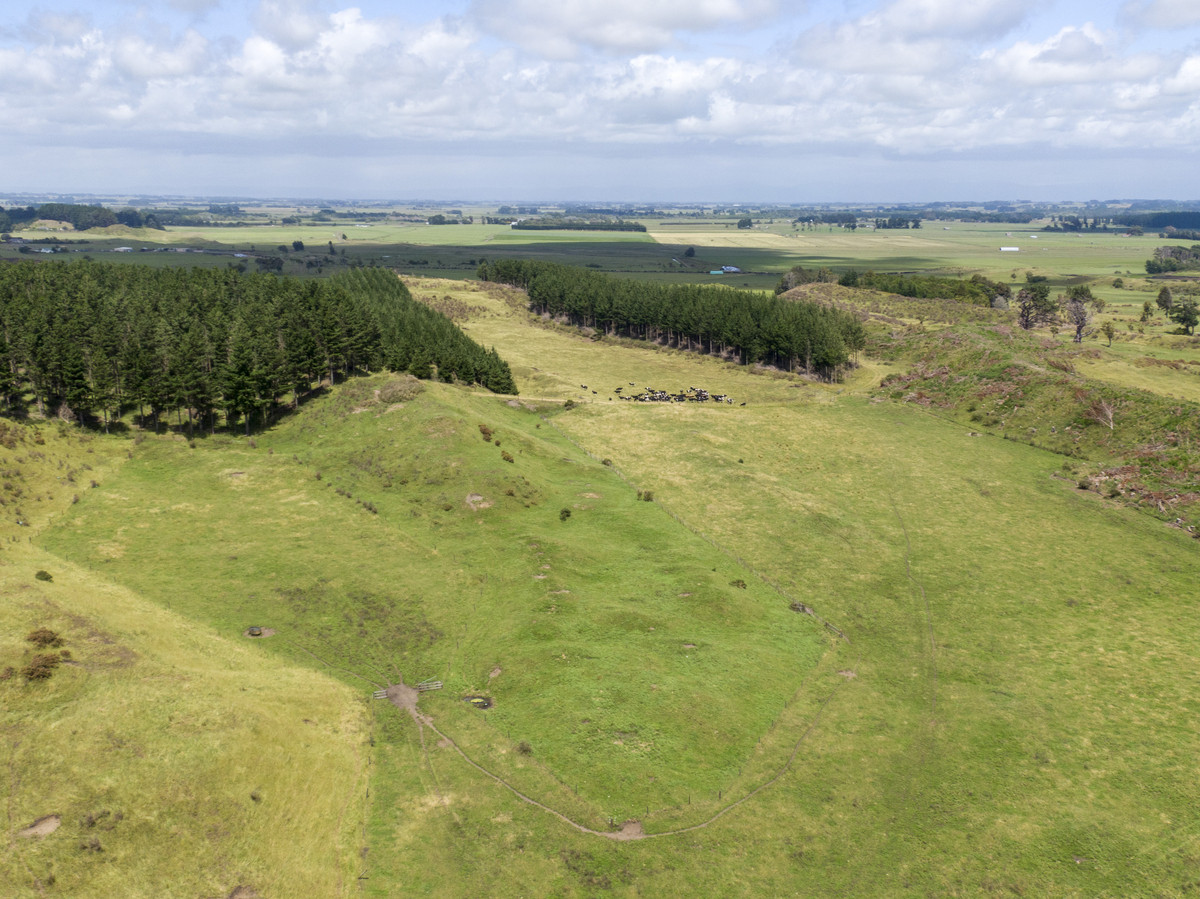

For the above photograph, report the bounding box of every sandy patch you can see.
[489,666,502,679]
[465,493,493,511]
[837,670,857,679]
[18,815,60,838]
[612,820,645,841]
[580,492,601,498]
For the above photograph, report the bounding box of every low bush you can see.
[26,628,63,647]
[22,653,62,681]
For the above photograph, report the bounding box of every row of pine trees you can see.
[477,260,865,377]
[0,261,516,433]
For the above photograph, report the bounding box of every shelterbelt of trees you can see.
[477,259,865,378]
[1145,244,1200,274]
[0,262,516,433]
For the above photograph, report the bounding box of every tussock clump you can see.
[377,375,423,404]
[21,653,62,681]
[26,628,63,647]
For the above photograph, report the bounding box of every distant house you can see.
[709,270,725,275]
[114,246,133,253]
[721,265,741,273]
[1000,247,1020,252]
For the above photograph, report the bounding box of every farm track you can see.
[392,676,851,842]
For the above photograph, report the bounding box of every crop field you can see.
[5,257,1199,896]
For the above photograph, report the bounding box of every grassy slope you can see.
[412,278,1200,896]
[12,273,1200,896]
[0,425,369,898]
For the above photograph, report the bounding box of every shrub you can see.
[501,451,514,463]
[559,508,572,521]
[601,458,613,466]
[26,628,63,647]
[637,490,654,502]
[516,741,533,756]
[34,570,53,582]
[479,424,493,441]
[563,399,576,410]
[730,579,747,589]
[22,653,61,681]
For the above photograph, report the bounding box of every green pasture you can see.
[7,216,1192,294]
[6,241,1200,896]
[0,425,368,899]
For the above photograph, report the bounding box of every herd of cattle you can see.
[580,383,744,405]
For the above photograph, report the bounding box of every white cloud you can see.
[1,0,1199,196]
[114,29,209,79]
[982,24,1160,87]
[168,0,223,12]
[253,0,329,49]
[876,0,1037,40]
[470,0,781,58]
[1121,0,1200,29]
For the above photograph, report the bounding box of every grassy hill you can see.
[5,273,1200,896]
[0,425,369,898]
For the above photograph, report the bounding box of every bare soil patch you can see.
[489,666,502,679]
[386,682,421,716]
[465,493,492,510]
[18,815,60,838]
[612,820,645,841]
[837,670,857,679]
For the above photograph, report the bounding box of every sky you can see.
[1,0,1199,203]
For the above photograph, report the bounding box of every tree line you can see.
[0,261,516,433]
[1145,244,1200,274]
[477,259,865,378]
[834,270,1011,306]
[0,203,164,232]
[509,218,647,232]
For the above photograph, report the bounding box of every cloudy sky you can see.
[2,0,1199,202]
